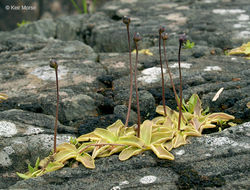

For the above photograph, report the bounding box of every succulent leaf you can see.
[117,136,144,148]
[45,162,64,172]
[53,150,77,163]
[140,120,153,146]
[152,116,165,125]
[107,119,124,136]
[193,94,202,116]
[206,113,235,122]
[16,172,32,180]
[92,139,109,158]
[77,142,96,152]
[120,125,136,136]
[119,146,143,161]
[199,123,217,133]
[56,143,77,152]
[34,157,40,170]
[150,144,174,160]
[172,132,187,148]
[77,132,100,142]
[97,146,125,158]
[151,132,174,144]
[0,93,8,102]
[164,141,173,151]
[76,153,95,169]
[94,128,118,142]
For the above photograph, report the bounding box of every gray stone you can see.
[0,34,106,125]
[1,0,250,189]
[113,104,137,125]
[55,14,88,41]
[13,19,57,39]
[9,122,250,189]
[0,109,76,135]
[0,109,76,188]
[114,90,155,120]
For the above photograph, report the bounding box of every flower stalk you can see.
[133,32,142,137]
[50,58,59,153]
[158,26,167,116]
[177,34,186,131]
[123,16,133,128]
[162,33,178,107]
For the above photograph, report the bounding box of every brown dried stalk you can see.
[133,32,142,137]
[158,26,167,116]
[177,34,186,130]
[123,16,133,128]
[50,58,59,153]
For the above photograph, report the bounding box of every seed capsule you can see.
[159,26,166,34]
[123,16,131,25]
[179,34,187,44]
[161,32,168,40]
[133,32,142,42]
[50,58,58,69]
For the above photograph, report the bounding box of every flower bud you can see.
[161,32,168,40]
[133,32,142,42]
[50,58,58,69]
[159,26,165,34]
[179,34,187,44]
[123,16,131,25]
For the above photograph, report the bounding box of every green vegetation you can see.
[17,20,31,27]
[17,16,235,180]
[70,0,96,14]
[228,42,250,59]
[0,93,8,103]
[17,94,234,179]
[184,40,195,49]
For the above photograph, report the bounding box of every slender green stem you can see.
[125,24,133,128]
[82,0,88,14]
[70,0,82,14]
[177,41,183,131]
[159,31,166,116]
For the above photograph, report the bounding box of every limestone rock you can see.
[9,122,250,189]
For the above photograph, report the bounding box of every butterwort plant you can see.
[0,93,8,103]
[17,19,235,180]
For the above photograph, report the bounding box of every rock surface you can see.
[9,122,250,189]
[0,0,249,189]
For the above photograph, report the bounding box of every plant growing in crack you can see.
[0,93,8,103]
[156,94,234,149]
[70,0,96,14]
[17,20,235,180]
